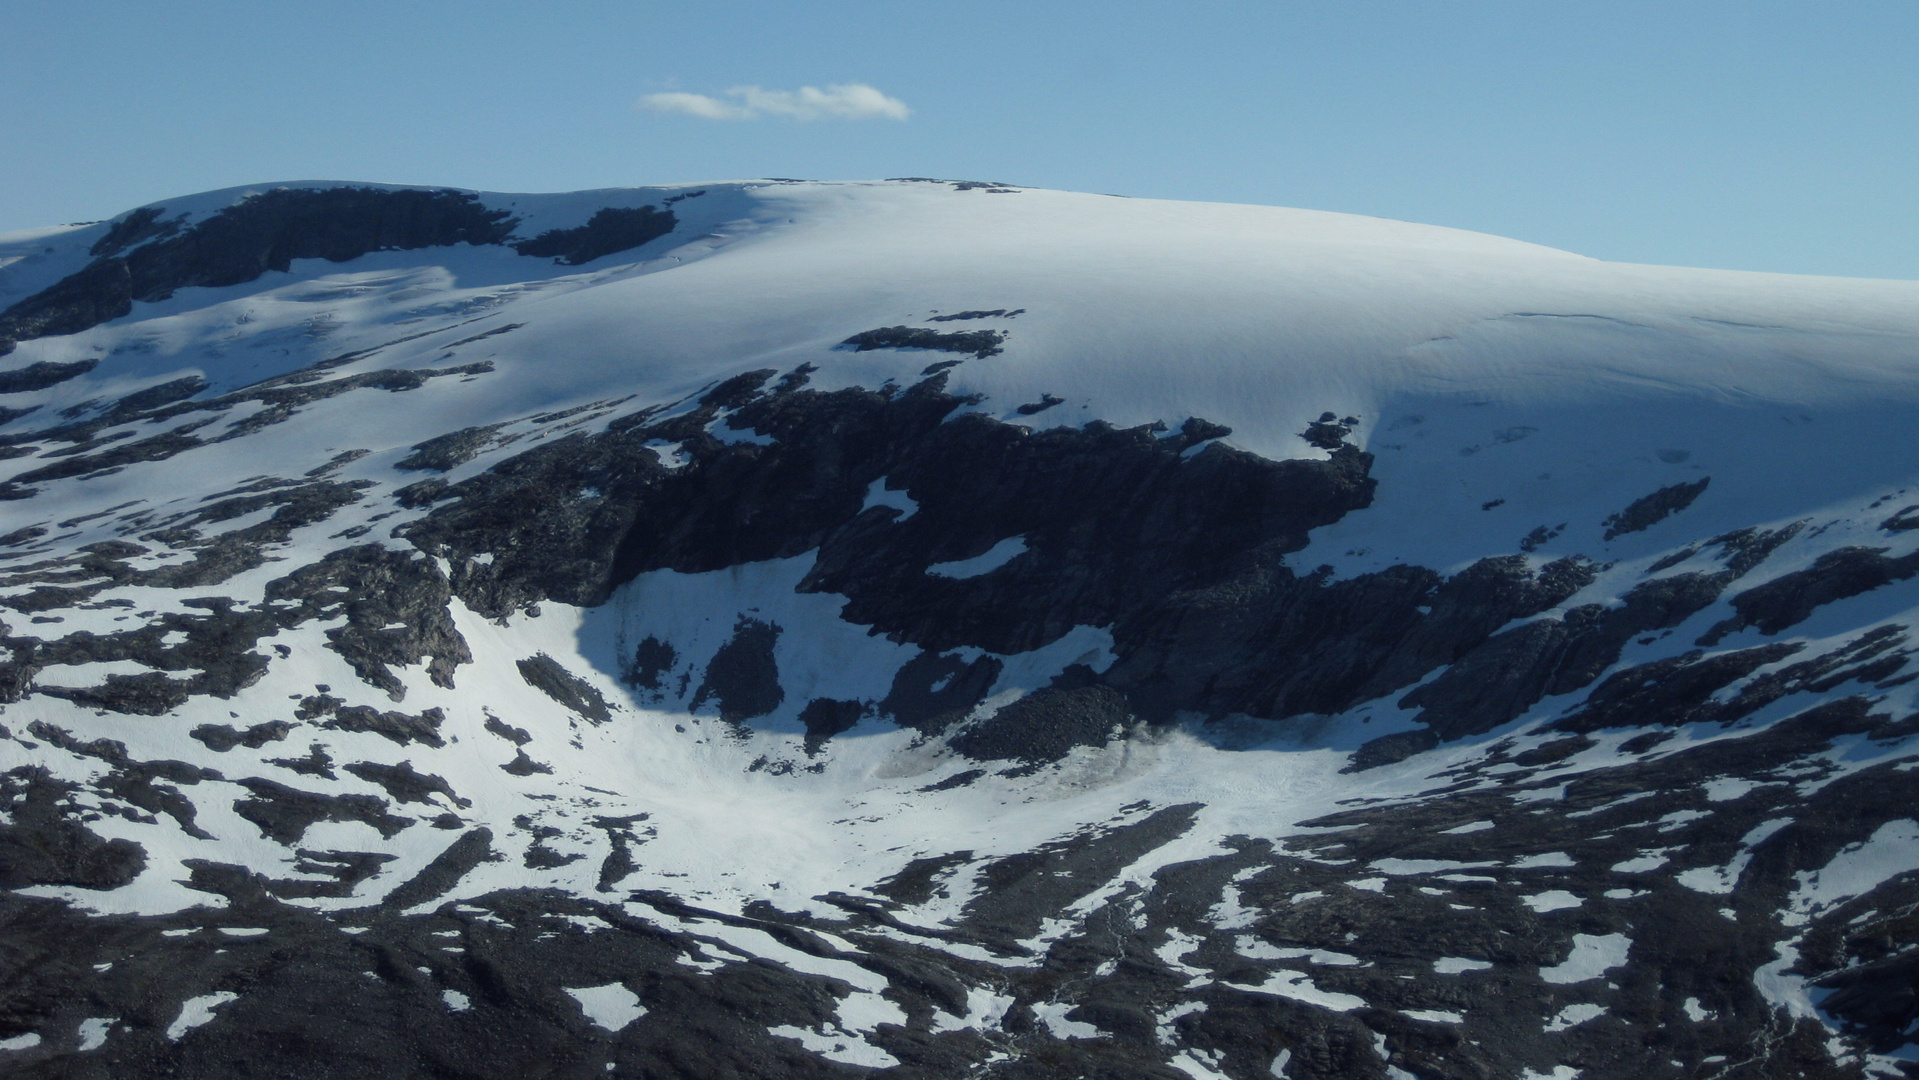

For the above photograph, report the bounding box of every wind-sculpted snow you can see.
[1,179,1919,1078]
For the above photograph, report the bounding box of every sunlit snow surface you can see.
[4,179,1919,1074]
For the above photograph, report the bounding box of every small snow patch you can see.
[1434,957,1492,974]
[1545,1002,1606,1031]
[861,477,917,521]
[567,983,645,1031]
[1032,1001,1099,1039]
[1372,858,1496,875]
[76,1018,112,1052]
[166,992,239,1040]
[0,1033,40,1051]
[1704,777,1760,802]
[767,1023,901,1068]
[1522,890,1582,913]
[1511,852,1575,869]
[1541,934,1630,984]
[442,990,472,1013]
[927,536,1026,579]
[1246,969,1367,1011]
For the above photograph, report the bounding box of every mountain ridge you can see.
[0,179,1916,1078]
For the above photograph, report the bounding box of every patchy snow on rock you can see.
[5,177,1919,1078]
[1791,820,1919,915]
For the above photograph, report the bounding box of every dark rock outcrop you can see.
[511,205,676,265]
[0,187,517,353]
[1601,477,1710,540]
[840,326,1007,359]
[517,653,612,724]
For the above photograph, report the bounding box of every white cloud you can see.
[637,83,909,122]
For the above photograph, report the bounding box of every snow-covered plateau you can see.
[1,178,1918,1079]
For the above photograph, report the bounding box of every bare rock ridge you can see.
[0,186,680,356]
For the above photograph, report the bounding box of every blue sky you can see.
[4,1,1915,278]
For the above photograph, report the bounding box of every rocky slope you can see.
[0,179,1917,1078]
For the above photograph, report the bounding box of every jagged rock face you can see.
[1,179,1919,1078]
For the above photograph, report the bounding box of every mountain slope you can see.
[1,179,1918,1079]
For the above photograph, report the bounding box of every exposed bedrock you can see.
[393,365,1806,757]
[0,187,679,355]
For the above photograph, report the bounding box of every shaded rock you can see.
[1701,546,1919,644]
[624,635,677,693]
[1346,729,1440,771]
[690,619,781,725]
[0,359,98,394]
[799,698,864,754]
[950,683,1132,764]
[1601,477,1710,540]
